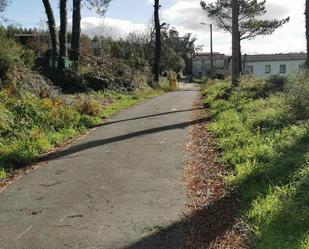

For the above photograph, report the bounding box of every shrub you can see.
[0,90,102,173]
[73,95,101,116]
[4,66,61,98]
[0,103,14,135]
[203,80,232,107]
[0,35,23,80]
[285,73,309,120]
[265,75,288,92]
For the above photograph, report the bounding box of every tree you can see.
[70,0,112,68]
[70,0,81,67]
[0,0,9,22]
[58,0,67,71]
[42,0,58,70]
[201,0,289,72]
[232,0,240,84]
[85,0,112,15]
[153,0,161,87]
[305,0,309,69]
[0,0,8,11]
[162,28,196,74]
[145,25,197,77]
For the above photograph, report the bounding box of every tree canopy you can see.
[0,0,9,13]
[201,0,290,40]
[85,0,112,16]
[0,0,10,22]
[161,27,196,73]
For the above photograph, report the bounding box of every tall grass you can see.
[203,76,309,249]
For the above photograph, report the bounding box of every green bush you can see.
[203,80,232,107]
[285,73,309,120]
[0,32,35,81]
[0,35,23,80]
[0,92,100,173]
[266,75,288,91]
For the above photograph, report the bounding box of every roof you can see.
[193,52,226,61]
[243,53,306,62]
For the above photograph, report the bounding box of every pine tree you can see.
[201,0,289,73]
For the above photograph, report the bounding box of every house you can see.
[243,53,306,78]
[192,53,227,78]
[191,52,307,79]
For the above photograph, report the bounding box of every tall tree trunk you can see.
[71,0,81,69]
[232,0,240,85]
[42,0,58,70]
[153,0,161,88]
[58,0,67,71]
[239,41,242,74]
[305,0,309,69]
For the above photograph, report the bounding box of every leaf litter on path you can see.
[181,97,250,249]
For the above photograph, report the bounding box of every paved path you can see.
[0,85,199,249]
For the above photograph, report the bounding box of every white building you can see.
[243,53,306,78]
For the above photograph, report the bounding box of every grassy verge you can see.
[0,87,166,180]
[93,88,166,118]
[203,78,309,249]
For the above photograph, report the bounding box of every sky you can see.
[3,0,306,55]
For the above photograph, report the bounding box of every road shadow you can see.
[117,132,309,249]
[45,117,211,161]
[99,108,203,127]
[118,191,240,249]
[176,89,200,92]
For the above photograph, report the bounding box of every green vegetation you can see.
[0,87,166,180]
[193,76,208,84]
[203,76,309,249]
[97,88,166,118]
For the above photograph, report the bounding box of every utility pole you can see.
[201,22,214,79]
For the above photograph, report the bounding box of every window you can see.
[280,64,286,74]
[299,64,306,72]
[265,65,271,74]
[246,65,254,74]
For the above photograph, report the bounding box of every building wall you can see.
[192,59,225,77]
[246,59,305,78]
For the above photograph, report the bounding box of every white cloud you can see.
[161,0,306,55]
[80,17,146,38]
[80,0,306,55]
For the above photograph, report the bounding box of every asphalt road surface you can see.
[0,84,199,249]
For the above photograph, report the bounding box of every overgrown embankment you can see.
[203,76,309,249]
